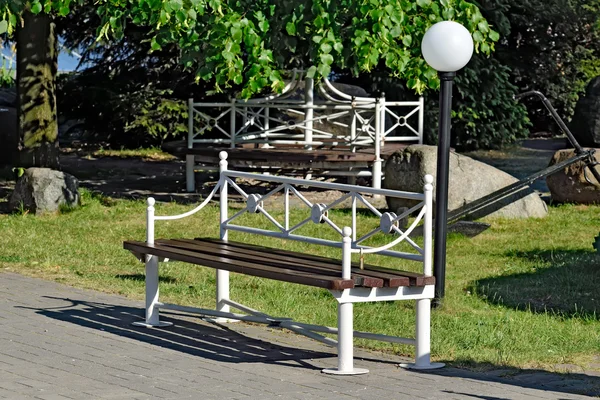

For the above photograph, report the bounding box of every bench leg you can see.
[216,269,230,314]
[322,302,368,375]
[399,298,444,370]
[186,154,195,192]
[211,269,238,323]
[132,256,173,328]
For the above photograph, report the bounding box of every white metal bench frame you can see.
[185,70,424,192]
[135,151,443,375]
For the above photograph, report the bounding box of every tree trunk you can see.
[16,10,60,169]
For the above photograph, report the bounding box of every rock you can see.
[0,88,17,108]
[546,148,600,204]
[9,168,80,214]
[570,76,600,147]
[384,145,548,220]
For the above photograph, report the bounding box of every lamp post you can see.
[421,21,474,306]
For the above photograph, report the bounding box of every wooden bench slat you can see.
[195,238,431,287]
[124,241,354,290]
[161,239,384,288]
[162,142,377,162]
[180,238,400,287]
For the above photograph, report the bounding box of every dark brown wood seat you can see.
[123,238,434,291]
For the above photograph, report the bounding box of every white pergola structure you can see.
[186,70,424,192]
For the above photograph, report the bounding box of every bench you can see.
[169,77,424,192]
[124,151,443,375]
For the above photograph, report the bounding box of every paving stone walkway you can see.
[1,272,598,399]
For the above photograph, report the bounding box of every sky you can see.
[1,46,83,74]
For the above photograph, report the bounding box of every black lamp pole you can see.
[433,71,456,307]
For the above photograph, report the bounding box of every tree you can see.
[56,4,194,147]
[15,8,59,168]
[1,0,496,166]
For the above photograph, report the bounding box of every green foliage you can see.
[1,0,497,98]
[0,58,14,88]
[479,0,600,132]
[123,89,188,144]
[54,4,196,147]
[417,56,530,150]
[450,56,530,149]
[58,73,189,146]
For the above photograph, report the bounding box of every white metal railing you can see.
[185,70,424,192]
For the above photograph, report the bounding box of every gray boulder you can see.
[571,76,600,147]
[9,168,80,214]
[384,145,548,220]
[546,148,600,204]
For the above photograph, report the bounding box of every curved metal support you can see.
[317,83,352,104]
[238,69,303,104]
[322,78,374,103]
[353,207,426,255]
[154,183,221,221]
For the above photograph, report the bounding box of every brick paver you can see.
[1,272,598,399]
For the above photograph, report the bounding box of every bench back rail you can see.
[149,151,433,284]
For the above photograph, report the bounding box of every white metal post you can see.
[415,298,432,366]
[186,155,195,193]
[323,227,368,375]
[187,98,194,149]
[418,96,425,144]
[186,99,195,192]
[348,108,358,185]
[304,77,314,150]
[217,152,231,317]
[264,107,270,146]
[372,96,383,190]
[400,175,443,370]
[132,198,172,328]
[230,99,236,149]
[423,175,434,277]
[350,108,357,153]
[242,106,247,130]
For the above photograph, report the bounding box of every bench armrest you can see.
[145,182,220,246]
[153,183,220,221]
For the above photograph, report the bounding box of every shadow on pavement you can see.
[20,294,600,397]
[429,361,600,398]
[25,296,334,370]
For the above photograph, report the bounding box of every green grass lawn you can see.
[1,190,598,371]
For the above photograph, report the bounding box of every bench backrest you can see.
[150,151,433,278]
[187,73,424,150]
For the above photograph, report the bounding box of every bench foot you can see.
[132,321,174,328]
[322,367,369,375]
[204,317,239,324]
[397,362,445,370]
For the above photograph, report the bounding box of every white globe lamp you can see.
[421,21,474,72]
[421,21,474,307]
